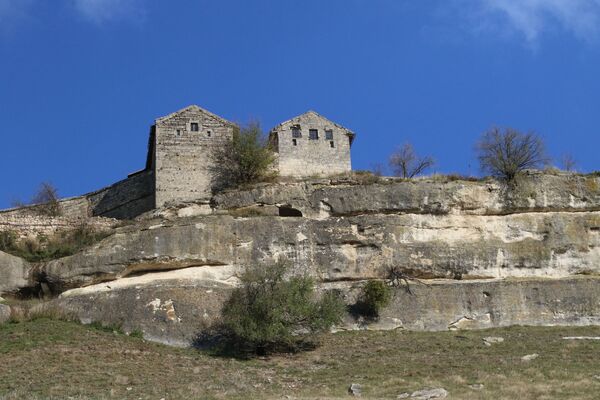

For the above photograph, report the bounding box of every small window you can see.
[176,129,181,136]
[325,129,333,140]
[292,127,302,138]
[330,141,335,148]
[309,129,319,140]
[207,130,212,137]
[191,123,199,132]
[292,139,297,146]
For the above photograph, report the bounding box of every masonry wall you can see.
[88,170,155,219]
[154,108,234,207]
[0,170,154,238]
[271,112,353,177]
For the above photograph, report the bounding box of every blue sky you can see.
[1,0,599,208]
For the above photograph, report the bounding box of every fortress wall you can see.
[87,169,154,220]
[0,170,154,238]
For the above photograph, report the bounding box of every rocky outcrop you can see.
[212,172,600,218]
[50,275,600,345]
[40,206,600,294]
[2,172,600,344]
[0,251,31,296]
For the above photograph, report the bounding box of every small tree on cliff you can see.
[31,182,61,216]
[220,262,345,354]
[389,143,434,179]
[476,128,548,181]
[210,122,276,191]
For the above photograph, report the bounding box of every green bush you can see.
[0,224,111,262]
[210,122,276,191]
[358,280,392,318]
[221,263,345,354]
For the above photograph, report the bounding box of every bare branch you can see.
[476,128,548,181]
[389,143,434,179]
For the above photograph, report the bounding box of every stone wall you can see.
[88,169,154,219]
[269,111,354,177]
[154,106,235,207]
[0,169,154,238]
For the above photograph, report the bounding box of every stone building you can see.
[146,105,236,207]
[1,106,356,223]
[268,111,355,177]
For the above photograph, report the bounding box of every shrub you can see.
[476,128,549,181]
[220,262,345,354]
[31,182,61,216]
[389,143,434,179]
[210,122,276,191]
[357,280,392,318]
[0,224,111,262]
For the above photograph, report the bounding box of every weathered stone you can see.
[47,275,600,346]
[521,354,539,362]
[483,336,504,346]
[0,304,10,324]
[0,250,31,296]
[348,383,362,397]
[468,384,484,391]
[410,388,448,399]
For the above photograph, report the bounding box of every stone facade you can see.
[269,111,355,177]
[151,105,235,208]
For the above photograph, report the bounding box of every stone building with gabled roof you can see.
[146,105,237,207]
[268,111,355,178]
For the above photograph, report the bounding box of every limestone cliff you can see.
[1,171,600,345]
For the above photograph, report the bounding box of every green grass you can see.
[2,319,600,399]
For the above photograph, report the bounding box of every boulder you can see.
[0,250,31,296]
[0,304,10,324]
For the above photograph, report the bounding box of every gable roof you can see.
[270,110,356,143]
[155,104,237,127]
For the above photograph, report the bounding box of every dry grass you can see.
[2,319,600,399]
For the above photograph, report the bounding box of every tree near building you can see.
[389,143,434,179]
[476,127,548,181]
[210,122,276,191]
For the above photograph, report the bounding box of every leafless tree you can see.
[388,143,434,179]
[560,153,577,172]
[476,128,548,181]
[31,182,60,216]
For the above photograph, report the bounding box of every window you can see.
[330,141,335,148]
[207,130,212,137]
[191,123,199,132]
[292,127,302,138]
[176,129,181,136]
[309,129,319,140]
[325,129,333,140]
[292,139,297,146]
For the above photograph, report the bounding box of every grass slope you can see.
[1,319,600,399]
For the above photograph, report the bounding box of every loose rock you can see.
[410,388,448,399]
[483,336,504,346]
[468,383,484,390]
[522,354,539,362]
[0,304,10,324]
[348,383,362,396]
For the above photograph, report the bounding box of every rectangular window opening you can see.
[176,129,181,136]
[330,141,335,148]
[325,129,333,140]
[191,123,199,132]
[207,130,212,137]
[292,139,297,146]
[309,129,319,140]
[292,127,302,138]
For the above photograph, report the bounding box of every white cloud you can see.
[470,0,600,44]
[71,0,144,24]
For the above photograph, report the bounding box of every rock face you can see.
[41,175,600,293]
[0,251,31,296]
[2,172,600,345]
[51,275,600,346]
